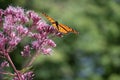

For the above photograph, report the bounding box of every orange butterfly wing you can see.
[42,13,79,34]
[58,23,79,34]
[42,13,57,29]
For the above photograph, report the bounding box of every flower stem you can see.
[5,52,22,80]
[0,71,14,76]
[24,51,40,67]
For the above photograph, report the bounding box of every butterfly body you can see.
[42,13,79,34]
[53,21,59,29]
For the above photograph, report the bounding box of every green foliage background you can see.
[0,0,120,80]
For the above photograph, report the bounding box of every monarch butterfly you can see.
[42,13,79,34]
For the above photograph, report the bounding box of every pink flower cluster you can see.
[0,6,61,56]
[13,71,34,80]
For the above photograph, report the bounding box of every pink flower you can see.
[46,39,56,47]
[8,32,21,47]
[0,61,9,68]
[4,6,29,23]
[0,32,8,52]
[42,48,52,54]
[21,45,31,57]
[16,24,29,36]
[0,9,3,22]
[27,11,41,24]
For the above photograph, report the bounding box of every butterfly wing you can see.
[58,23,79,34]
[42,13,58,29]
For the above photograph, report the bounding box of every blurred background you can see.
[0,0,120,80]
